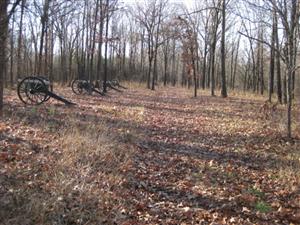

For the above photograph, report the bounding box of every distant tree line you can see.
[0,0,299,137]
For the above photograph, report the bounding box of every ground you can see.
[1,84,300,225]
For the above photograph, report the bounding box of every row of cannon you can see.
[17,76,126,106]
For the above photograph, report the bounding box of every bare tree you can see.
[220,0,227,97]
[16,0,25,80]
[274,10,282,103]
[208,0,221,96]
[0,0,21,116]
[133,0,168,90]
[265,0,299,138]
[268,8,276,102]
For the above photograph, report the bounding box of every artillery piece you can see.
[71,78,127,96]
[17,76,75,105]
[71,79,104,96]
[110,79,127,89]
[105,80,123,92]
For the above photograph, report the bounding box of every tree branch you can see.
[238,31,287,63]
[8,0,22,20]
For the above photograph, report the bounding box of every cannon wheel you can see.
[37,76,52,102]
[17,77,48,105]
[71,79,92,95]
[111,79,119,86]
[72,79,84,95]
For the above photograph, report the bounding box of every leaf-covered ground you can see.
[1,85,300,224]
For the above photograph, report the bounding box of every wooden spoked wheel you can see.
[71,79,93,95]
[17,77,48,105]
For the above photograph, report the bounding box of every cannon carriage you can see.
[71,79,104,96]
[17,76,75,105]
[71,78,127,95]
[110,79,127,89]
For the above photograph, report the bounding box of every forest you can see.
[0,0,300,224]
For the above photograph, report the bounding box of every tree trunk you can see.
[147,35,153,89]
[163,39,169,86]
[207,50,211,88]
[122,38,126,79]
[17,0,25,80]
[232,37,240,90]
[49,21,54,81]
[10,13,14,87]
[152,49,158,91]
[151,6,162,91]
[260,41,264,95]
[274,12,282,103]
[0,0,8,116]
[89,0,100,88]
[220,0,227,98]
[37,0,50,75]
[171,39,176,86]
[269,12,276,102]
[210,42,216,96]
[103,0,109,93]
[286,0,298,138]
[96,0,103,82]
[202,40,208,90]
[255,39,261,94]
[140,29,144,81]
[230,45,235,89]
[193,58,197,97]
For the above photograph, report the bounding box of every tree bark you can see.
[202,39,208,89]
[103,0,109,93]
[151,3,162,91]
[37,0,50,75]
[260,40,264,95]
[268,11,276,102]
[210,40,216,96]
[89,0,100,89]
[10,13,15,87]
[96,0,104,82]
[0,0,10,116]
[286,0,298,138]
[17,0,25,80]
[232,37,240,90]
[220,0,227,98]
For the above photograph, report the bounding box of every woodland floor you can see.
[1,84,300,225]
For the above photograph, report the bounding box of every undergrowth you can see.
[0,109,133,224]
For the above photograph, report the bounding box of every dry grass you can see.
[123,81,145,89]
[277,144,300,190]
[44,124,132,224]
[2,85,300,224]
[261,102,300,189]
[0,112,133,224]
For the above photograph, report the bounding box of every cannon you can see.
[71,79,104,96]
[93,79,123,93]
[105,80,123,92]
[94,79,127,92]
[111,79,127,89]
[17,76,75,105]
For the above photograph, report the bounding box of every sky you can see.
[122,0,194,7]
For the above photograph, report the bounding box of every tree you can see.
[103,0,110,93]
[37,0,51,75]
[267,0,299,138]
[133,0,168,90]
[220,0,227,97]
[177,16,199,97]
[268,8,276,102]
[274,10,282,104]
[208,0,221,96]
[0,0,21,116]
[16,0,25,80]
